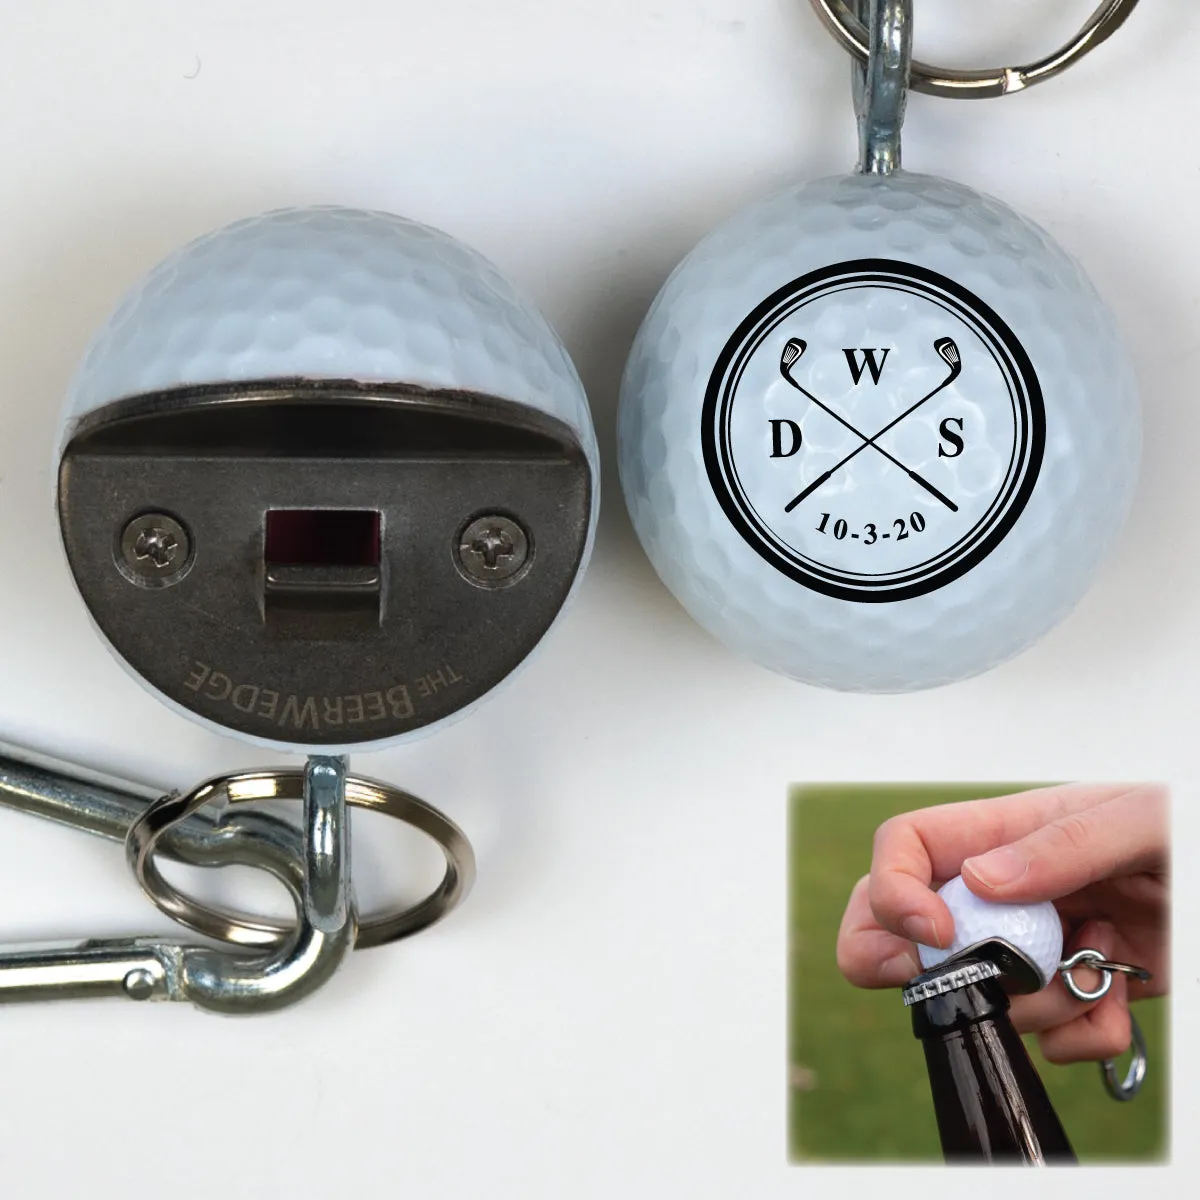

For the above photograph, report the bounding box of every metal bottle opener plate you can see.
[59,379,592,745]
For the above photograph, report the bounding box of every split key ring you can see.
[127,768,476,952]
[809,0,1141,100]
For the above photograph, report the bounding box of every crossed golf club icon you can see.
[779,336,962,514]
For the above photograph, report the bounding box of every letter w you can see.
[843,348,891,385]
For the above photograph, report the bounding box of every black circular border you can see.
[724,280,1021,588]
[701,259,1045,603]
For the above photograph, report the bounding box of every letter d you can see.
[770,419,802,458]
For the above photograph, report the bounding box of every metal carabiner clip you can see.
[0,745,356,1012]
[0,742,474,1013]
[1059,948,1152,1102]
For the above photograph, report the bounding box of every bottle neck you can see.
[910,962,1076,1164]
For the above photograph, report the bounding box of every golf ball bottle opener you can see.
[903,876,1152,1162]
[59,207,597,749]
[618,0,1142,691]
[0,206,598,1012]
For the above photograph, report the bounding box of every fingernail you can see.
[964,847,1028,890]
[902,915,940,949]
[882,951,921,983]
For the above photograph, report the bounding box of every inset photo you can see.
[788,783,1169,1165]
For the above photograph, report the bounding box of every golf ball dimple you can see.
[918,875,1063,989]
[64,206,596,462]
[618,172,1140,691]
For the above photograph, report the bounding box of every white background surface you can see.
[0,2,1192,1195]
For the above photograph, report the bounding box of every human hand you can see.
[836,783,1168,1065]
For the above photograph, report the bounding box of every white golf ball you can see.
[63,206,597,465]
[59,206,598,751]
[917,875,1063,989]
[618,172,1140,691]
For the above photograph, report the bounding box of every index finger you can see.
[837,874,922,989]
[868,783,1135,945]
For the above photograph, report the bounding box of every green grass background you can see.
[788,784,1168,1163]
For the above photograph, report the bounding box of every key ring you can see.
[127,768,476,952]
[810,0,1141,99]
[1060,948,1151,1002]
[1059,948,1152,1102]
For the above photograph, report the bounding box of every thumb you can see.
[961,785,1166,903]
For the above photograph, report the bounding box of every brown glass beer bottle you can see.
[906,958,1076,1164]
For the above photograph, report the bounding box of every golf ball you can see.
[618,171,1140,691]
[917,875,1063,989]
[60,206,598,750]
[64,206,597,464]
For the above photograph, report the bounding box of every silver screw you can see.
[116,513,193,588]
[456,515,530,587]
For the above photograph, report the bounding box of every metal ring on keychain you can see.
[126,769,476,951]
[1060,949,1152,1102]
[810,0,1141,99]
